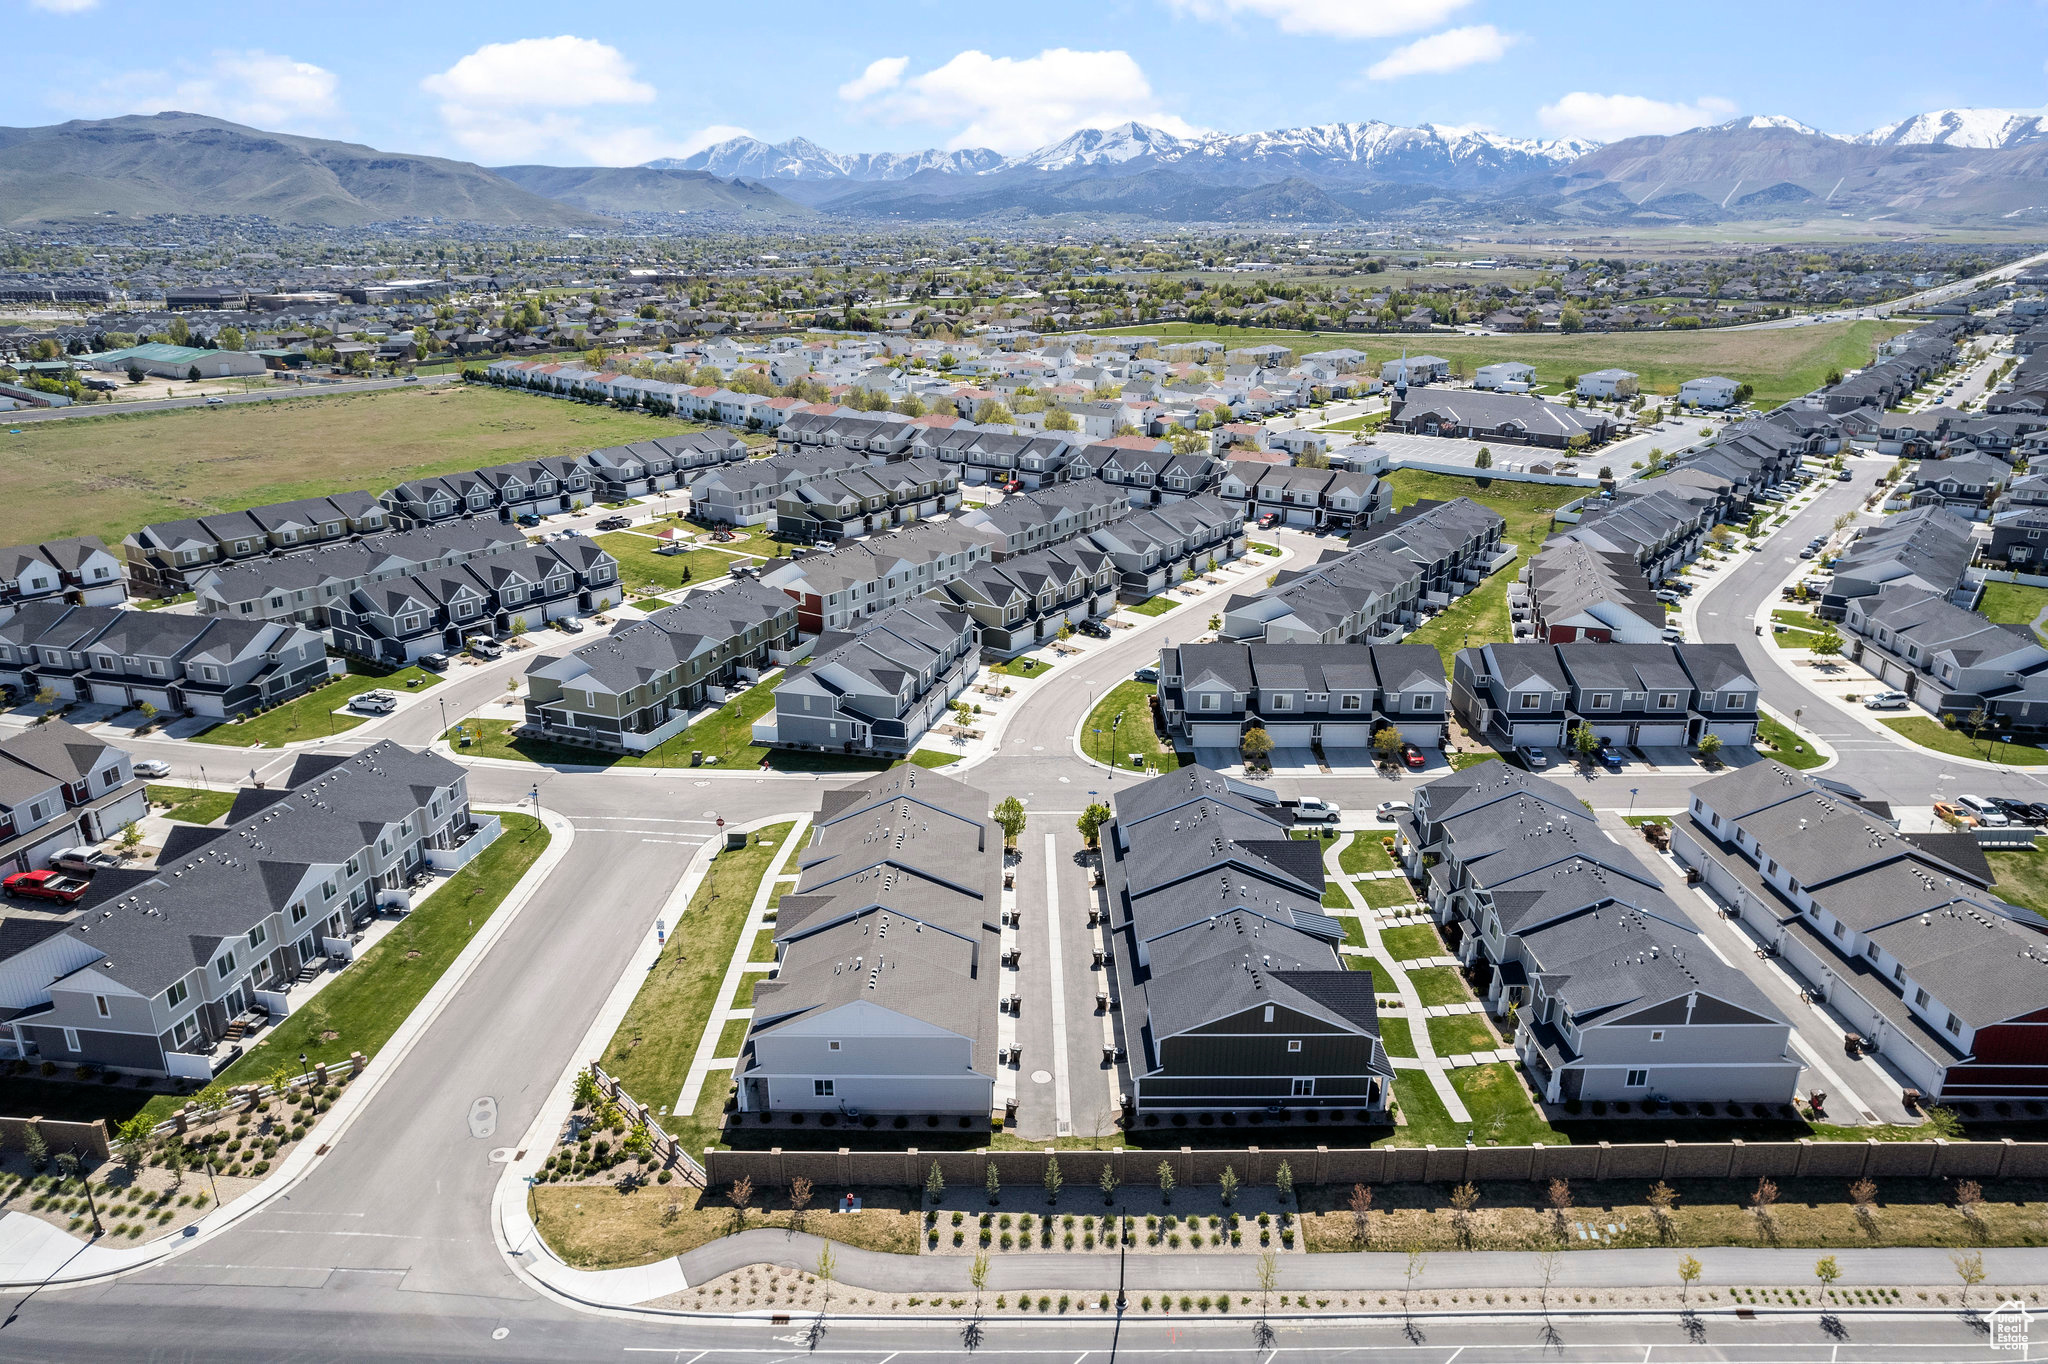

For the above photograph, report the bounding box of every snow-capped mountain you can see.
[1720,115,1825,136]
[1006,122,1199,171]
[1857,108,2048,150]
[648,136,1004,181]
[1009,120,1591,182]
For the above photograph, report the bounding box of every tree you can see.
[1401,1246,1427,1319]
[1955,1178,1983,1223]
[1044,407,1077,432]
[1346,1183,1373,1247]
[973,399,1015,426]
[1646,1180,1678,1237]
[1218,1165,1239,1207]
[993,796,1027,849]
[1449,1181,1480,1247]
[1546,1177,1572,1235]
[216,326,244,352]
[1474,446,1493,470]
[1076,802,1110,850]
[117,820,142,858]
[1809,625,1843,661]
[1156,1160,1176,1205]
[1814,1254,1841,1302]
[1098,1162,1120,1206]
[624,1122,654,1166]
[1677,1253,1702,1305]
[985,1161,1001,1205]
[1750,1176,1779,1226]
[124,361,146,385]
[1372,725,1403,769]
[22,1122,48,1172]
[1849,1177,1877,1228]
[1952,1249,1985,1310]
[1697,733,1724,763]
[813,1240,838,1337]
[789,1174,813,1234]
[187,365,202,383]
[1274,1159,1294,1205]
[1572,725,1602,765]
[925,1160,946,1207]
[1256,1249,1280,1320]
[970,1249,991,1315]
[1535,1246,1561,1315]
[1043,1154,1063,1205]
[1240,727,1274,768]
[573,1067,601,1110]
[728,1175,753,1235]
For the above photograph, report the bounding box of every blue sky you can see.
[8,0,2047,164]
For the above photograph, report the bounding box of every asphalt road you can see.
[10,462,2047,1355]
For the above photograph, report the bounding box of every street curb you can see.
[0,802,573,1290]
[491,810,805,1310]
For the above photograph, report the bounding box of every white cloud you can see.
[423,36,704,165]
[1537,92,1739,142]
[844,48,1202,154]
[1366,25,1515,80]
[838,56,908,103]
[54,49,339,131]
[1164,0,1471,39]
[28,0,98,12]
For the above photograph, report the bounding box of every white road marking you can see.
[1044,833,1074,1138]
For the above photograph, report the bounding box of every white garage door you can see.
[1590,723,1632,745]
[1395,721,1441,747]
[1882,660,1909,688]
[1189,722,1241,748]
[1708,720,1756,744]
[1263,723,1315,746]
[1510,722,1560,745]
[89,682,128,708]
[1320,723,1372,748]
[1284,508,1316,528]
[1634,722,1688,747]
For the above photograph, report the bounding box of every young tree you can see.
[1646,1180,1678,1238]
[993,796,1027,850]
[1546,1178,1572,1236]
[1218,1165,1240,1207]
[1043,1154,1063,1205]
[1098,1162,1120,1206]
[925,1160,946,1207]
[1952,1249,1986,1309]
[573,1067,601,1111]
[1750,1176,1779,1226]
[117,821,143,857]
[1448,1182,1480,1246]
[1256,1249,1280,1319]
[1535,1246,1561,1315]
[1474,447,1493,470]
[1240,726,1274,768]
[1401,1246,1428,1319]
[1809,625,1843,661]
[1814,1254,1841,1302]
[789,1174,814,1234]
[1848,1177,1877,1228]
[728,1175,754,1235]
[985,1161,1001,1205]
[1372,725,1403,769]
[1572,725,1602,765]
[1076,802,1111,850]
[1156,1160,1176,1205]
[124,361,146,385]
[813,1240,838,1335]
[970,1249,991,1315]
[1348,1184,1374,1247]
[1954,1179,1983,1224]
[1677,1253,1702,1305]
[1697,733,1725,763]
[1274,1159,1294,1205]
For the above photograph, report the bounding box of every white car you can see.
[1374,801,1410,822]
[1956,795,2010,827]
[348,690,398,715]
[1863,691,1910,711]
[131,758,171,778]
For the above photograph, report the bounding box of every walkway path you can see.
[676,817,809,1115]
[1322,836,1471,1123]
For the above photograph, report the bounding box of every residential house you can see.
[1390,390,1614,450]
[770,459,961,543]
[189,520,536,630]
[122,493,389,592]
[754,601,978,756]
[1156,642,1447,754]
[325,541,622,665]
[0,537,127,613]
[1576,369,1640,400]
[580,432,748,500]
[1819,505,1976,621]
[380,458,593,528]
[1474,362,1536,393]
[1841,586,2048,729]
[0,603,334,718]
[1217,462,1391,532]
[1679,377,1740,409]
[0,720,148,872]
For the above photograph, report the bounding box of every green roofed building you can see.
[81,343,268,380]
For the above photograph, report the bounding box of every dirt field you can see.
[0,385,691,546]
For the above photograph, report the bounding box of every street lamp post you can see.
[78,1158,103,1239]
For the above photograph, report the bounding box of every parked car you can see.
[348,690,398,715]
[4,869,91,903]
[1957,794,2010,826]
[1837,469,1853,482]
[1989,797,2040,825]
[1661,628,1686,645]
[403,374,419,383]
[1133,666,1158,684]
[1257,512,1280,529]
[203,396,226,406]
[1076,619,1111,639]
[1400,743,1427,770]
[594,515,631,532]
[1517,746,1550,770]
[1798,548,1817,559]
[554,616,585,634]
[1654,590,1683,605]
[417,652,451,672]
[131,758,171,778]
[50,847,121,876]
[515,512,542,527]
[1933,800,1975,826]
[1374,801,1410,821]
[1599,748,1626,772]
[1863,691,1910,710]
[466,636,505,660]
[1292,796,1341,823]
[2022,803,2048,824]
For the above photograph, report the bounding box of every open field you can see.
[1389,470,1560,670]
[0,385,693,546]
[1096,319,1910,407]
[532,1182,919,1268]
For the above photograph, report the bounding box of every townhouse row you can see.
[0,536,128,613]
[0,720,148,874]
[1,742,486,1078]
[1450,641,1760,755]
[1157,641,1449,755]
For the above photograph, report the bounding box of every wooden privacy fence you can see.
[589,1062,706,1187]
[705,1136,2048,1192]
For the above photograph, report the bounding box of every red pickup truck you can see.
[4,869,91,904]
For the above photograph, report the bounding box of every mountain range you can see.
[5,106,2048,228]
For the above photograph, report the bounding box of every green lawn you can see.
[1409,966,1472,1008]
[601,823,795,1131]
[630,598,671,613]
[989,656,1053,677]
[1388,1070,1459,1146]
[1095,318,1909,408]
[1450,1063,1567,1147]
[1317,412,1387,434]
[1988,841,2048,922]
[594,533,748,595]
[1883,717,2048,767]
[714,1017,751,1059]
[1322,884,1352,909]
[445,685,910,774]
[1359,878,1419,910]
[1079,680,1184,771]
[1428,1014,1504,1056]
[1449,751,1502,770]
[1380,923,1446,961]
[1339,831,1396,875]
[1124,595,1180,617]
[908,749,963,768]
[1755,712,1827,770]
[192,660,440,747]
[138,813,550,1124]
[1979,581,2048,643]
[146,784,236,825]
[1378,1017,1416,1059]
[747,927,778,962]
[1337,912,1367,949]
[1342,954,1397,992]
[1387,470,1565,670]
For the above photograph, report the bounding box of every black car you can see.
[594,515,631,532]
[1991,798,2042,824]
[2023,803,2048,824]
[417,652,450,672]
[1076,619,1111,638]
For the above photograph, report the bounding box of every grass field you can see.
[600,823,795,1140]
[1358,878,1419,910]
[146,783,236,825]
[1988,840,2048,922]
[1339,831,1396,875]
[130,812,549,1125]
[1096,319,1910,408]
[1379,923,1446,961]
[1377,1017,1416,1059]
[1428,1014,1504,1056]
[1978,581,2048,642]
[1079,680,1184,772]
[1883,717,2048,767]
[594,534,748,596]
[1342,954,1397,992]
[1755,712,1827,770]
[193,660,441,747]
[1409,966,1473,1008]
[1388,470,1562,670]
[1125,595,1181,617]
[0,386,695,547]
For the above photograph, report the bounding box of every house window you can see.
[291,903,308,924]
[1262,1004,1275,1023]
[1518,693,1541,710]
[1413,695,1434,710]
[1588,693,1612,710]
[1270,694,1292,711]
[165,980,188,1009]
[249,924,267,949]
[216,951,237,979]
[95,995,109,1018]
[1649,1030,1664,1042]
[1725,693,1748,707]
[814,1079,835,1098]
[64,1028,80,1053]
[1625,1069,1648,1087]
[1657,693,1678,710]
[1291,1078,1315,1097]
[1200,694,1219,711]
[1914,987,1930,1008]
[1287,1040,1302,1053]
[1341,694,1362,711]
[829,1041,841,1051]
